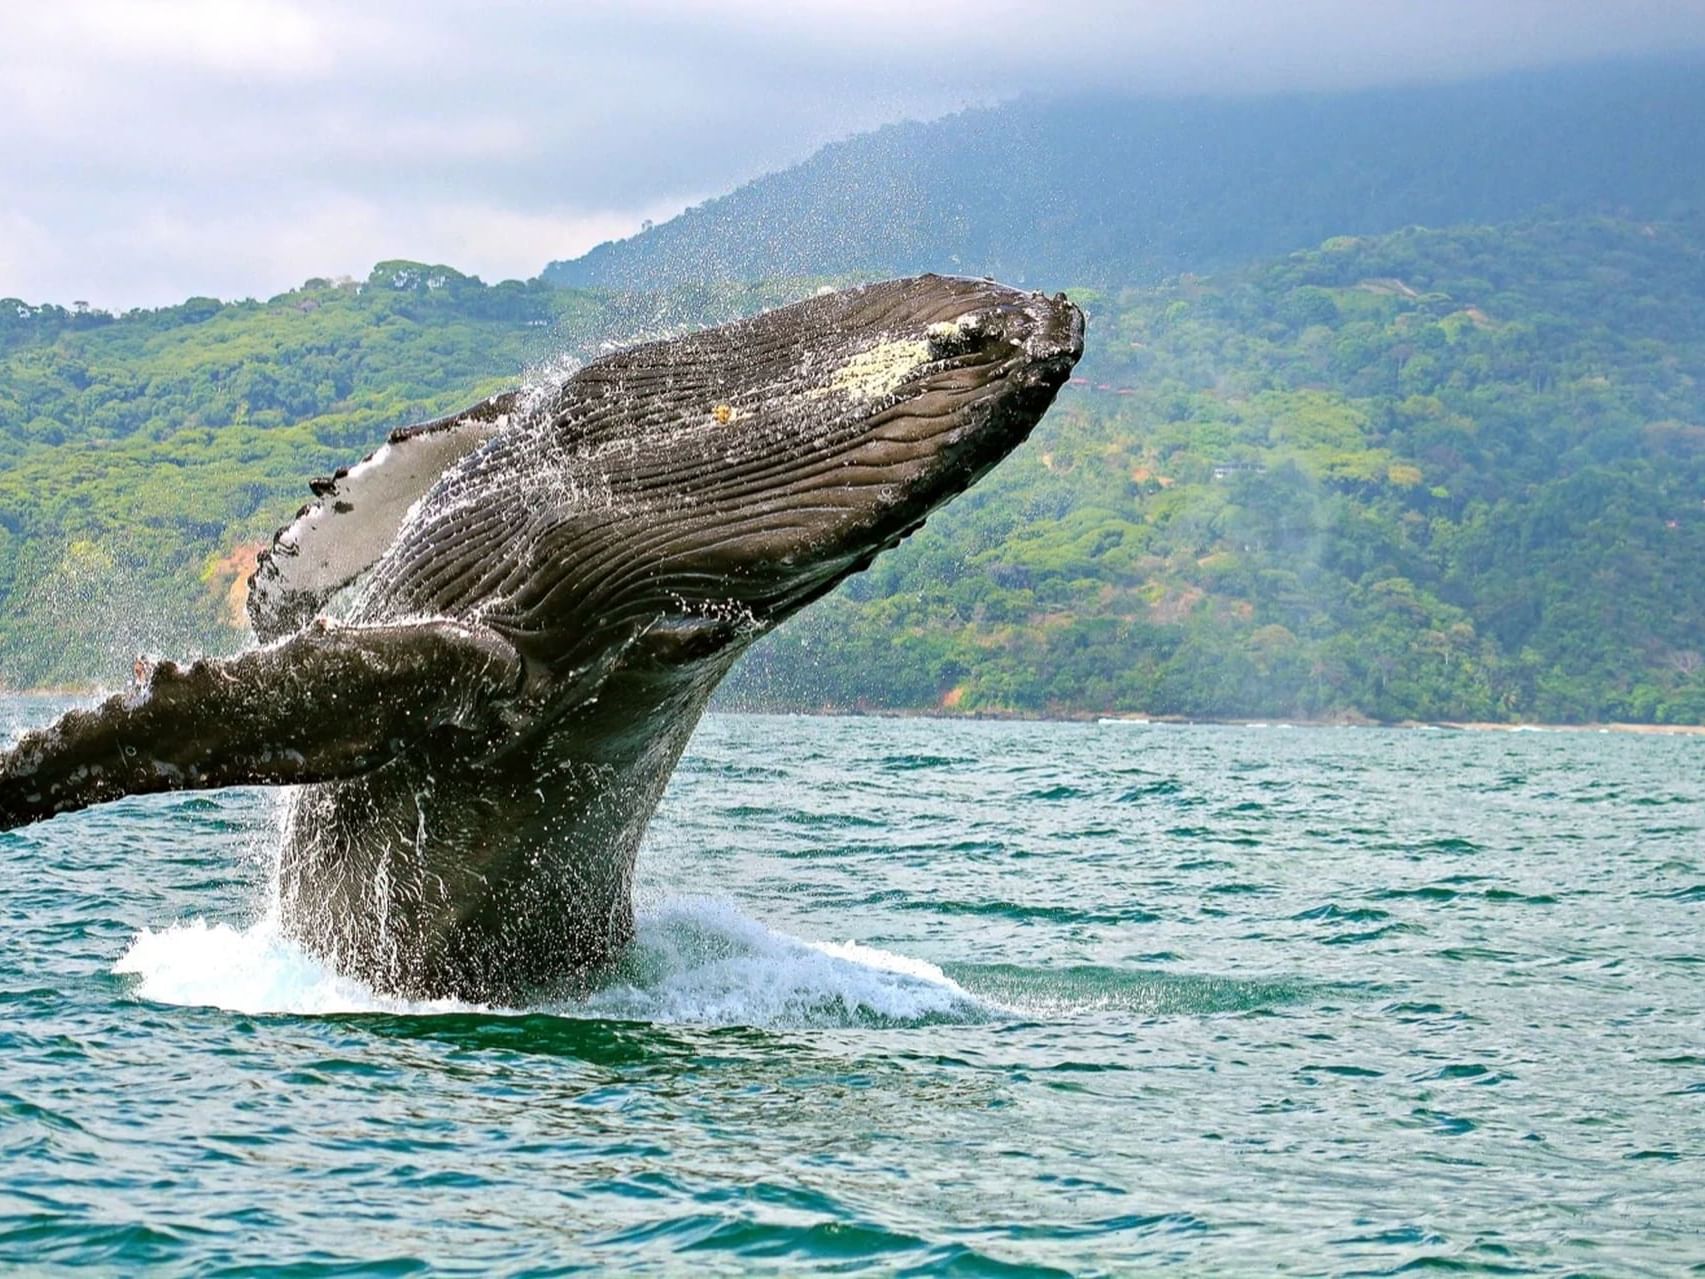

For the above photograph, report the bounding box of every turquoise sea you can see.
[2,697,1702,1275]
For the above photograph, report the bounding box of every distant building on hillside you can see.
[1211,461,1266,481]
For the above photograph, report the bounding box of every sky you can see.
[5,0,1705,310]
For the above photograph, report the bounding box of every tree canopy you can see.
[4,219,1703,723]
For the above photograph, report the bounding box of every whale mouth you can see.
[700,281,1085,622]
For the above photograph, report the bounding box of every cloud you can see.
[0,195,694,310]
[60,0,342,78]
[2,0,1703,308]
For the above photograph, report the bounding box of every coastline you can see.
[723,700,1705,734]
[7,687,1702,736]
[1432,720,1705,737]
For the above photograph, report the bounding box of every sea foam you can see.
[113,895,987,1028]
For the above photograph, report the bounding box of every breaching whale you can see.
[0,275,1085,1000]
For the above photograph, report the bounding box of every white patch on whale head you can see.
[818,336,932,402]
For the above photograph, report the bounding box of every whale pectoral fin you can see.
[247,392,517,641]
[0,620,523,831]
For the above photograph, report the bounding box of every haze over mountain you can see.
[544,60,1705,293]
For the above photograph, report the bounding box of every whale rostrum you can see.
[0,275,1086,1001]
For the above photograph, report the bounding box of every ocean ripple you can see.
[3,705,1703,1273]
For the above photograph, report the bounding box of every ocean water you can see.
[2,698,1702,1275]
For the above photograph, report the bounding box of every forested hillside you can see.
[544,61,1705,293]
[0,266,777,685]
[3,219,1703,722]
[727,217,1705,723]
[0,261,833,686]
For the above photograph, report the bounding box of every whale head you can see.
[454,275,1085,679]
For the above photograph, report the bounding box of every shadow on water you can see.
[321,1010,727,1065]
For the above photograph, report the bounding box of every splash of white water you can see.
[113,894,987,1028]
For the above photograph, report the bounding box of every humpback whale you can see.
[0,275,1085,1001]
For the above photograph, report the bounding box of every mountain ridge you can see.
[2,215,1700,722]
[543,58,1705,293]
